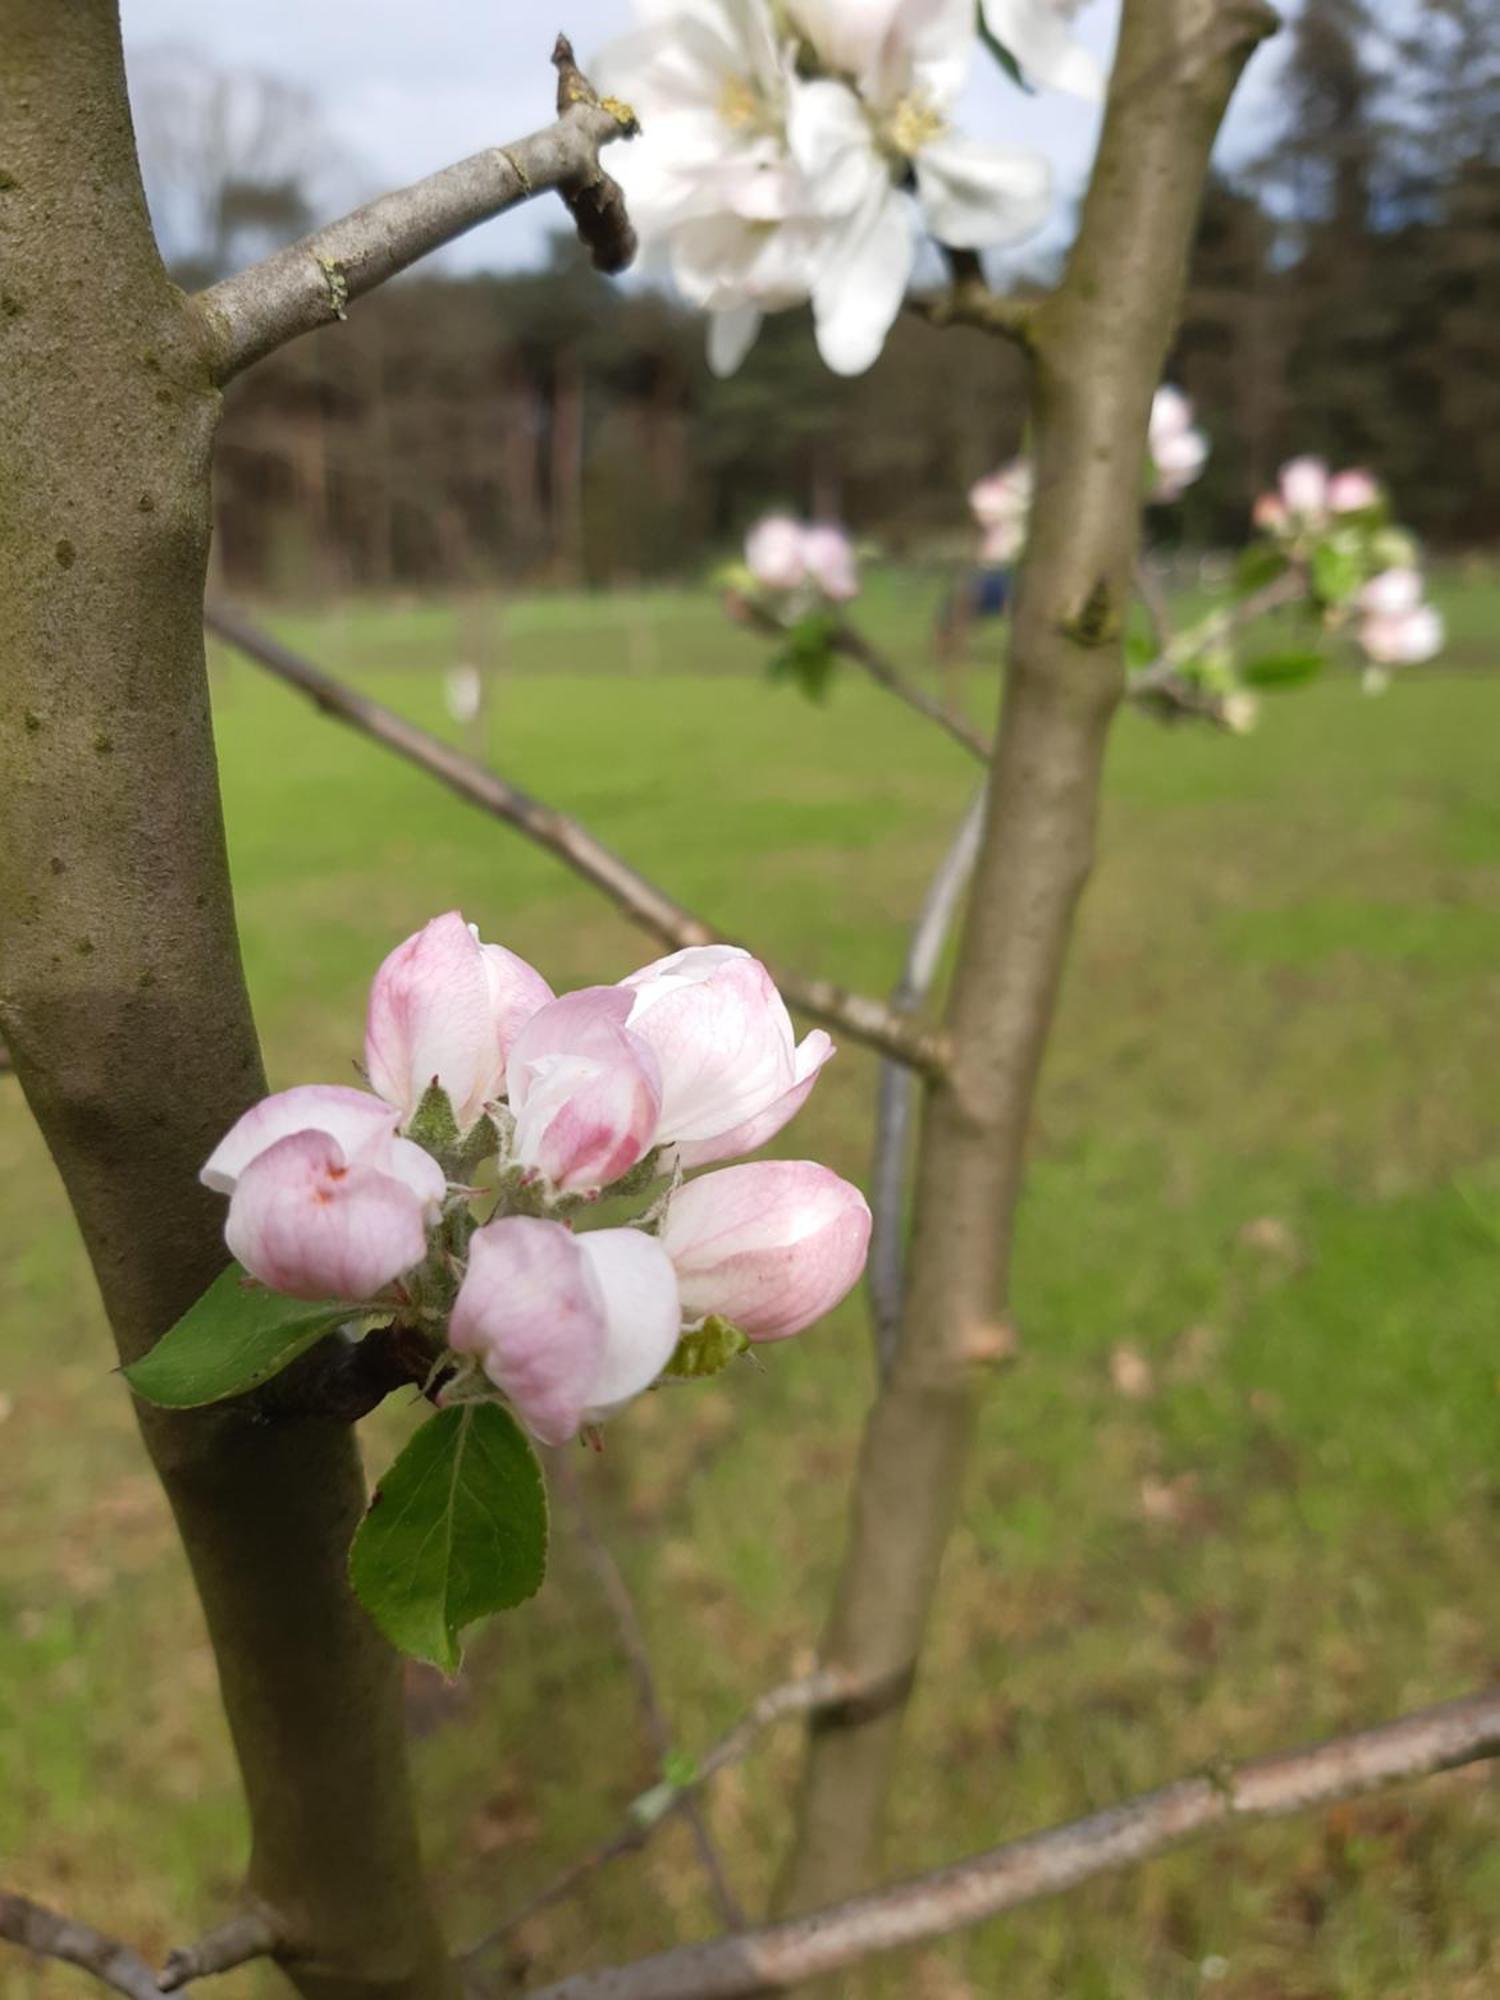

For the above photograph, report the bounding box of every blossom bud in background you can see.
[619,945,834,1167]
[506,986,663,1195]
[450,1217,680,1443]
[1359,603,1445,668]
[365,911,553,1132]
[1328,469,1381,515]
[661,1160,871,1341]
[444,663,483,724]
[746,515,809,593]
[1221,691,1260,736]
[222,1126,443,1303]
[969,460,1032,564]
[1148,386,1209,503]
[1358,568,1423,618]
[801,524,859,602]
[1277,456,1330,522]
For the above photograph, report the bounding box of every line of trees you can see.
[148,0,1496,589]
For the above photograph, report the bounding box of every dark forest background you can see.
[136,0,1498,591]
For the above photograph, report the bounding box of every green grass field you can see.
[5,570,1500,1998]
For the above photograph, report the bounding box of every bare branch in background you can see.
[157,1910,280,1991]
[551,1457,744,1930]
[526,1687,1500,2000]
[0,1039,11,1075]
[463,1666,855,1975]
[0,1893,160,2000]
[867,791,986,1371]
[198,36,638,380]
[204,602,946,1078]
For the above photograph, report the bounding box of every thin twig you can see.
[867,791,987,1373]
[204,601,945,1078]
[551,1457,744,1930]
[910,248,1041,348]
[157,1911,280,1991]
[0,1893,159,2000]
[462,1668,854,1970]
[197,37,638,380]
[734,600,987,763]
[524,1686,1500,1999]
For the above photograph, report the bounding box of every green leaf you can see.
[662,1315,750,1379]
[1310,540,1361,607]
[977,13,1030,88]
[1242,647,1326,689]
[124,1263,351,1408]
[767,612,840,702]
[1235,541,1289,594]
[349,1403,547,1672]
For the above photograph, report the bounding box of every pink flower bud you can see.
[506,987,662,1194]
[619,946,832,1163]
[450,1218,680,1444]
[202,1083,403,1194]
[1358,567,1422,618]
[1278,455,1329,520]
[1328,468,1380,514]
[1148,388,1208,502]
[801,524,859,603]
[673,1030,834,1171]
[1252,492,1288,533]
[969,461,1031,531]
[1360,604,1444,667]
[660,1160,871,1342]
[745,515,808,592]
[224,1128,441,1302]
[365,911,553,1131]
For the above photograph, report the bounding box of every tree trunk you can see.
[0,7,453,1992]
[779,0,1279,1916]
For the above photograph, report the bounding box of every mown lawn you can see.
[4,569,1500,1998]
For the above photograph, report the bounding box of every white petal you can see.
[811,190,914,375]
[708,303,763,376]
[575,1230,683,1417]
[980,0,1105,100]
[914,131,1051,249]
[785,77,889,220]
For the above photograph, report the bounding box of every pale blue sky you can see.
[117,1,1292,272]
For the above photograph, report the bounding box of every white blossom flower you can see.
[1148,386,1209,503]
[598,0,1051,377]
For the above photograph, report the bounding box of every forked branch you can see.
[198,36,638,380]
[525,1687,1500,1999]
[204,602,946,1077]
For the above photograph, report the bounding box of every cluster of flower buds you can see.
[968,459,1032,566]
[201,915,868,1445]
[1147,386,1209,504]
[742,516,860,606]
[1249,457,1444,685]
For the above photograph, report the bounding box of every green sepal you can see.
[123,1263,353,1408]
[768,612,840,702]
[662,1316,750,1379]
[348,1402,548,1673]
[406,1080,460,1156]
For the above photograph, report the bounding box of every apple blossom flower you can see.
[746,515,810,592]
[970,459,1031,564]
[451,1218,681,1444]
[801,524,859,602]
[598,0,1051,377]
[980,0,1104,99]
[1148,386,1209,503]
[660,1159,871,1340]
[365,911,553,1132]
[744,517,859,602]
[203,1082,446,1301]
[619,945,834,1168]
[223,1128,443,1304]
[1358,567,1423,619]
[1276,455,1330,522]
[1328,468,1381,514]
[506,986,663,1195]
[1359,602,1445,668]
